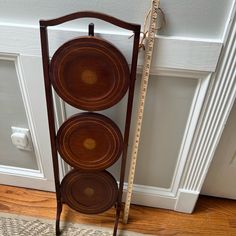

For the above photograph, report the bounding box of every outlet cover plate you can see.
[11,126,33,151]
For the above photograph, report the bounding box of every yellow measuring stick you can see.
[123,0,160,224]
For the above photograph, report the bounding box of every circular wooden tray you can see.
[57,113,123,171]
[61,169,118,214]
[50,36,129,111]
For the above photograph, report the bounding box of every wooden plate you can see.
[50,36,129,111]
[61,169,118,214]
[57,113,123,171]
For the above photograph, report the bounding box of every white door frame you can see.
[175,4,236,213]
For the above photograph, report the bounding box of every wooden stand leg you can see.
[113,203,121,236]
[56,201,63,235]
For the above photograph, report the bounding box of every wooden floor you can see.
[0,185,235,235]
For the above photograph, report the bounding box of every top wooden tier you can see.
[50,36,130,111]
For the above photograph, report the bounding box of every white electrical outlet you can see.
[11,127,33,151]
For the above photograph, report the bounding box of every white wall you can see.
[131,76,197,188]
[0,59,38,169]
[158,0,233,39]
[201,100,236,199]
[0,0,233,39]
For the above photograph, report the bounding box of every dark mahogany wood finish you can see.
[61,169,118,214]
[50,36,130,111]
[40,11,140,236]
[57,112,123,171]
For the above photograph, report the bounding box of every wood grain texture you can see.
[50,36,130,111]
[61,169,118,214]
[0,185,235,235]
[57,112,123,171]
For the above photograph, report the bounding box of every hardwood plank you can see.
[0,184,236,235]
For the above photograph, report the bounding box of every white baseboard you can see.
[0,164,199,213]
[122,183,176,210]
[0,165,43,178]
[0,165,200,213]
[174,189,199,213]
[122,184,200,213]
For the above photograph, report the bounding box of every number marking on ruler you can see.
[123,0,160,223]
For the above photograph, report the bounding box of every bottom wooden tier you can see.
[61,169,118,214]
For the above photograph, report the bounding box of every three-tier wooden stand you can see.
[40,11,140,236]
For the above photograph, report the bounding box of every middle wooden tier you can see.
[56,112,123,171]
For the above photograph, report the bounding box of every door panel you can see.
[0,59,38,169]
[0,55,55,191]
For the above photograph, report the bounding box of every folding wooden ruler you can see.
[123,0,160,223]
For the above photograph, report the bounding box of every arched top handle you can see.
[40,11,140,33]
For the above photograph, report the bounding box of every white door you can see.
[201,100,236,199]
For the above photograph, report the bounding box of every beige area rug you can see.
[0,212,150,236]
